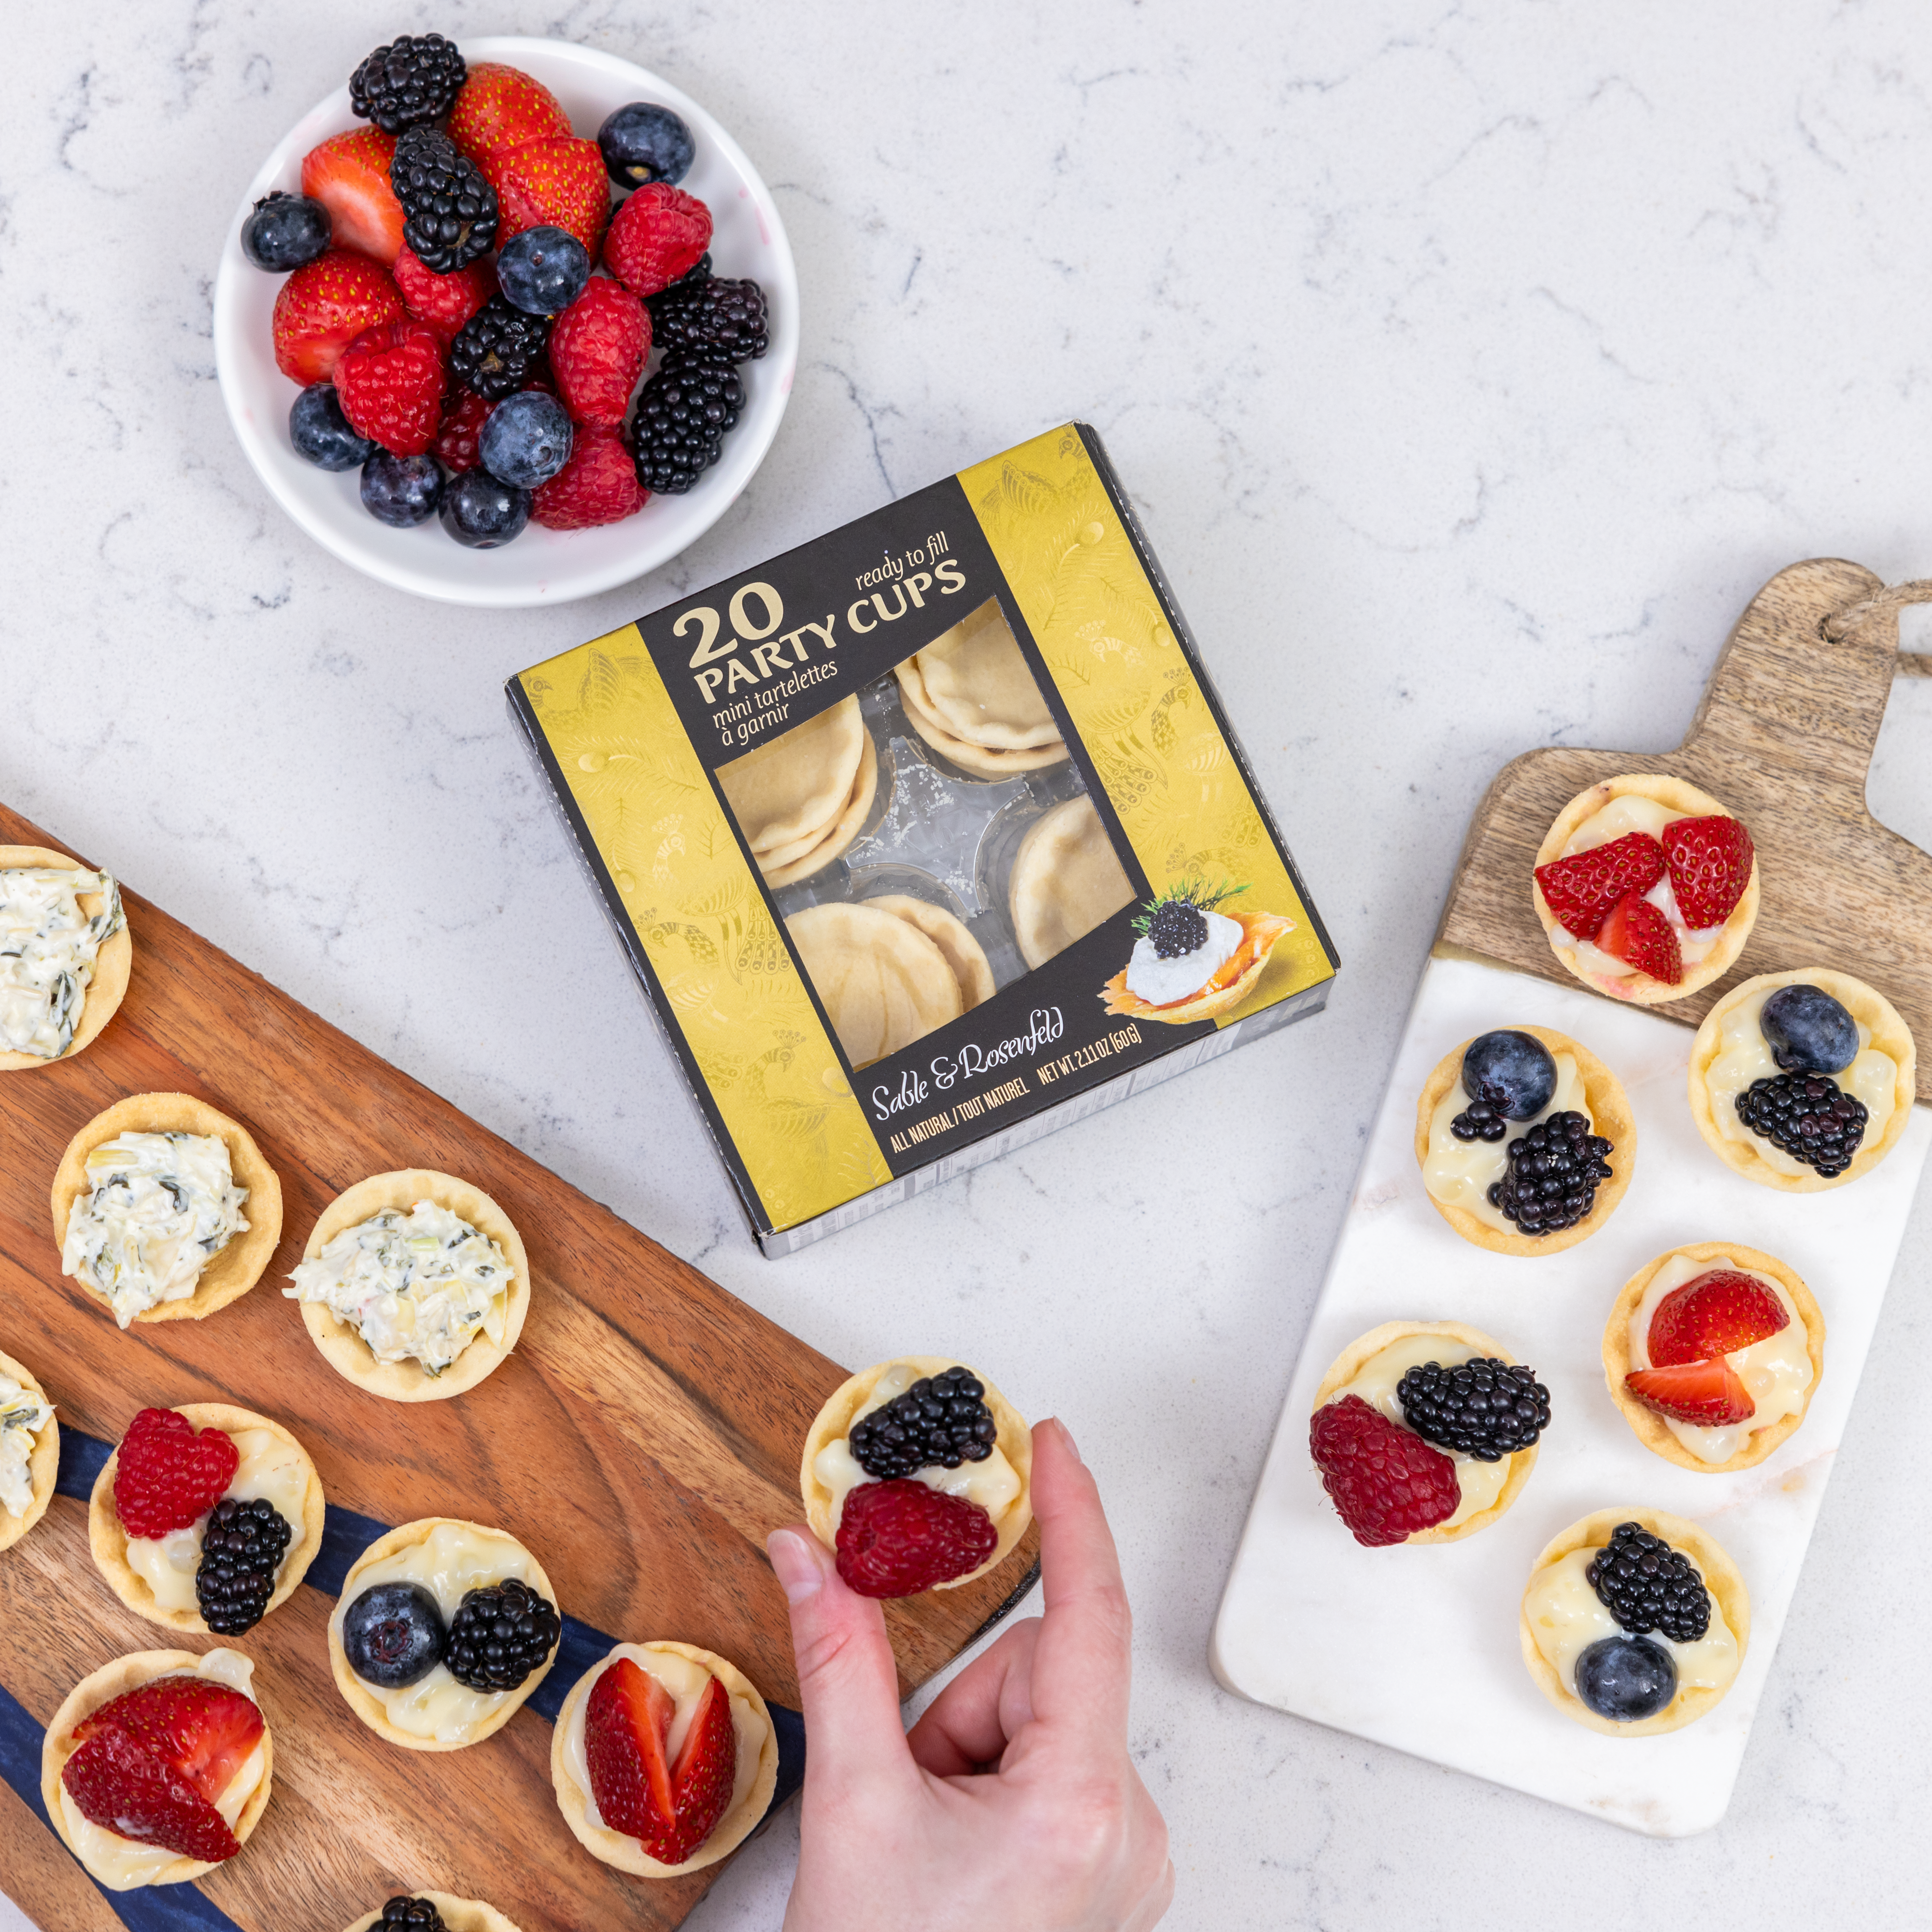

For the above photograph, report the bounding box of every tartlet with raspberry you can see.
[800,1358,1032,1598]
[1308,1321,1548,1546]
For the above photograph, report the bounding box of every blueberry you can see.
[341,1582,446,1688]
[1760,983,1859,1074]
[289,384,377,470]
[1574,1634,1677,1722]
[1459,1028,1557,1121]
[241,190,332,271]
[597,100,695,188]
[495,225,591,317]
[479,392,572,488]
[360,451,444,526]
[440,467,531,548]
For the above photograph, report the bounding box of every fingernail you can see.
[767,1529,824,1603]
[1054,1418,1081,1463]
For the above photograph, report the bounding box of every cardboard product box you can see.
[509,423,1339,1253]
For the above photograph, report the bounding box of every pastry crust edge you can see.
[761,732,878,887]
[0,846,133,1074]
[0,1349,59,1553]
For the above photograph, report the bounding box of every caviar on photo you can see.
[253,32,773,548]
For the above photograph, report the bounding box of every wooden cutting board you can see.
[0,800,1039,1932]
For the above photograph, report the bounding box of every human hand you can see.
[767,1417,1173,1932]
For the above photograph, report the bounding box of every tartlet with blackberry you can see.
[0,1348,59,1553]
[344,1894,525,1932]
[1415,1025,1634,1255]
[1101,881,1296,1026]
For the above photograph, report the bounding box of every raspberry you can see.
[392,246,495,343]
[549,277,649,428]
[834,1480,999,1597]
[113,1409,239,1539]
[530,428,647,529]
[334,320,447,457]
[432,389,492,472]
[1308,1394,1459,1547]
[604,183,712,299]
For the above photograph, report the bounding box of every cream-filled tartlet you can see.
[1415,1027,1634,1254]
[53,1094,283,1328]
[287,1169,530,1401]
[0,847,130,1071]
[1688,969,1916,1192]
[1521,1510,1749,1734]
[801,1359,1032,1597]
[1101,882,1295,1026]
[1532,774,1758,1002]
[42,1647,272,1889]
[552,1639,779,1877]
[1605,1244,1824,1473]
[89,1404,324,1636]
[0,1349,58,1553]
[330,1518,560,1751]
[343,1895,525,1932]
[1308,1322,1547,1546]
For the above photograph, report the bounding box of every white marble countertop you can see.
[6,3,1932,1927]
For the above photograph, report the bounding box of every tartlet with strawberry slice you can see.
[41,1648,273,1890]
[1604,1243,1824,1472]
[551,1639,779,1877]
[1532,773,1759,1003]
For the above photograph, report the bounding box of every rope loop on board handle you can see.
[1822,577,1932,675]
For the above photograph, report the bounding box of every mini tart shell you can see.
[344,1896,524,1932]
[87,1402,325,1633]
[0,1349,59,1553]
[53,1093,283,1324]
[800,1356,1033,1590]
[1603,1243,1825,1473]
[550,1639,780,1878]
[1100,908,1297,1025]
[0,846,133,1073]
[1532,774,1760,1004]
[1687,967,1918,1192]
[327,1516,558,1751]
[295,1169,531,1403]
[1413,1026,1636,1256]
[40,1648,274,1889]
[1312,1321,1539,1544]
[1520,1507,1751,1737]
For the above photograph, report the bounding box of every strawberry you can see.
[334,320,447,456]
[1533,831,1665,941]
[1309,1394,1459,1547]
[113,1408,239,1539]
[549,277,650,427]
[1624,1358,1755,1426]
[531,428,648,528]
[1647,1269,1790,1367]
[447,62,572,178]
[496,138,611,257]
[586,1660,739,1865]
[300,126,404,263]
[835,1478,1000,1596]
[604,183,712,298]
[1597,890,1683,983]
[433,388,492,472]
[62,1728,241,1864]
[393,245,495,342]
[1662,815,1755,928]
[74,1678,264,1807]
[271,250,406,384]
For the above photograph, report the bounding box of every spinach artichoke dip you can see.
[0,1375,54,1519]
[0,866,124,1059]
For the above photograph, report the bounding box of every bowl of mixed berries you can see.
[213,34,796,607]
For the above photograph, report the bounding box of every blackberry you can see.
[376,1899,446,1932]
[1448,1098,1508,1142]
[444,1578,560,1691]
[655,252,712,298]
[450,297,553,401]
[194,1497,293,1635]
[631,354,744,494]
[648,275,770,365]
[1396,1357,1550,1461]
[850,1367,997,1480]
[1147,900,1208,959]
[1586,1521,1711,1643]
[1734,1072,1866,1178]
[390,126,497,273]
[349,33,468,135]
[1487,1110,1613,1236]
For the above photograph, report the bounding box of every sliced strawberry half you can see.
[1534,832,1666,941]
[74,1677,263,1807]
[666,1677,737,1859]
[586,1658,738,1864]
[1597,890,1682,984]
[62,1728,241,1864]
[1662,815,1754,927]
[1625,1358,1755,1426]
[300,126,404,263]
[1647,1269,1789,1367]
[112,1408,240,1539]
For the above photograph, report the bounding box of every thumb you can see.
[767,1526,912,1795]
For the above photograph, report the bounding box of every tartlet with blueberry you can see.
[1415,1026,1634,1255]
[345,1893,525,1932]
[1308,1321,1548,1546]
[1687,969,1916,1192]
[1520,1509,1749,1735]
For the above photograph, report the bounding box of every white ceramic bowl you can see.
[213,36,797,608]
